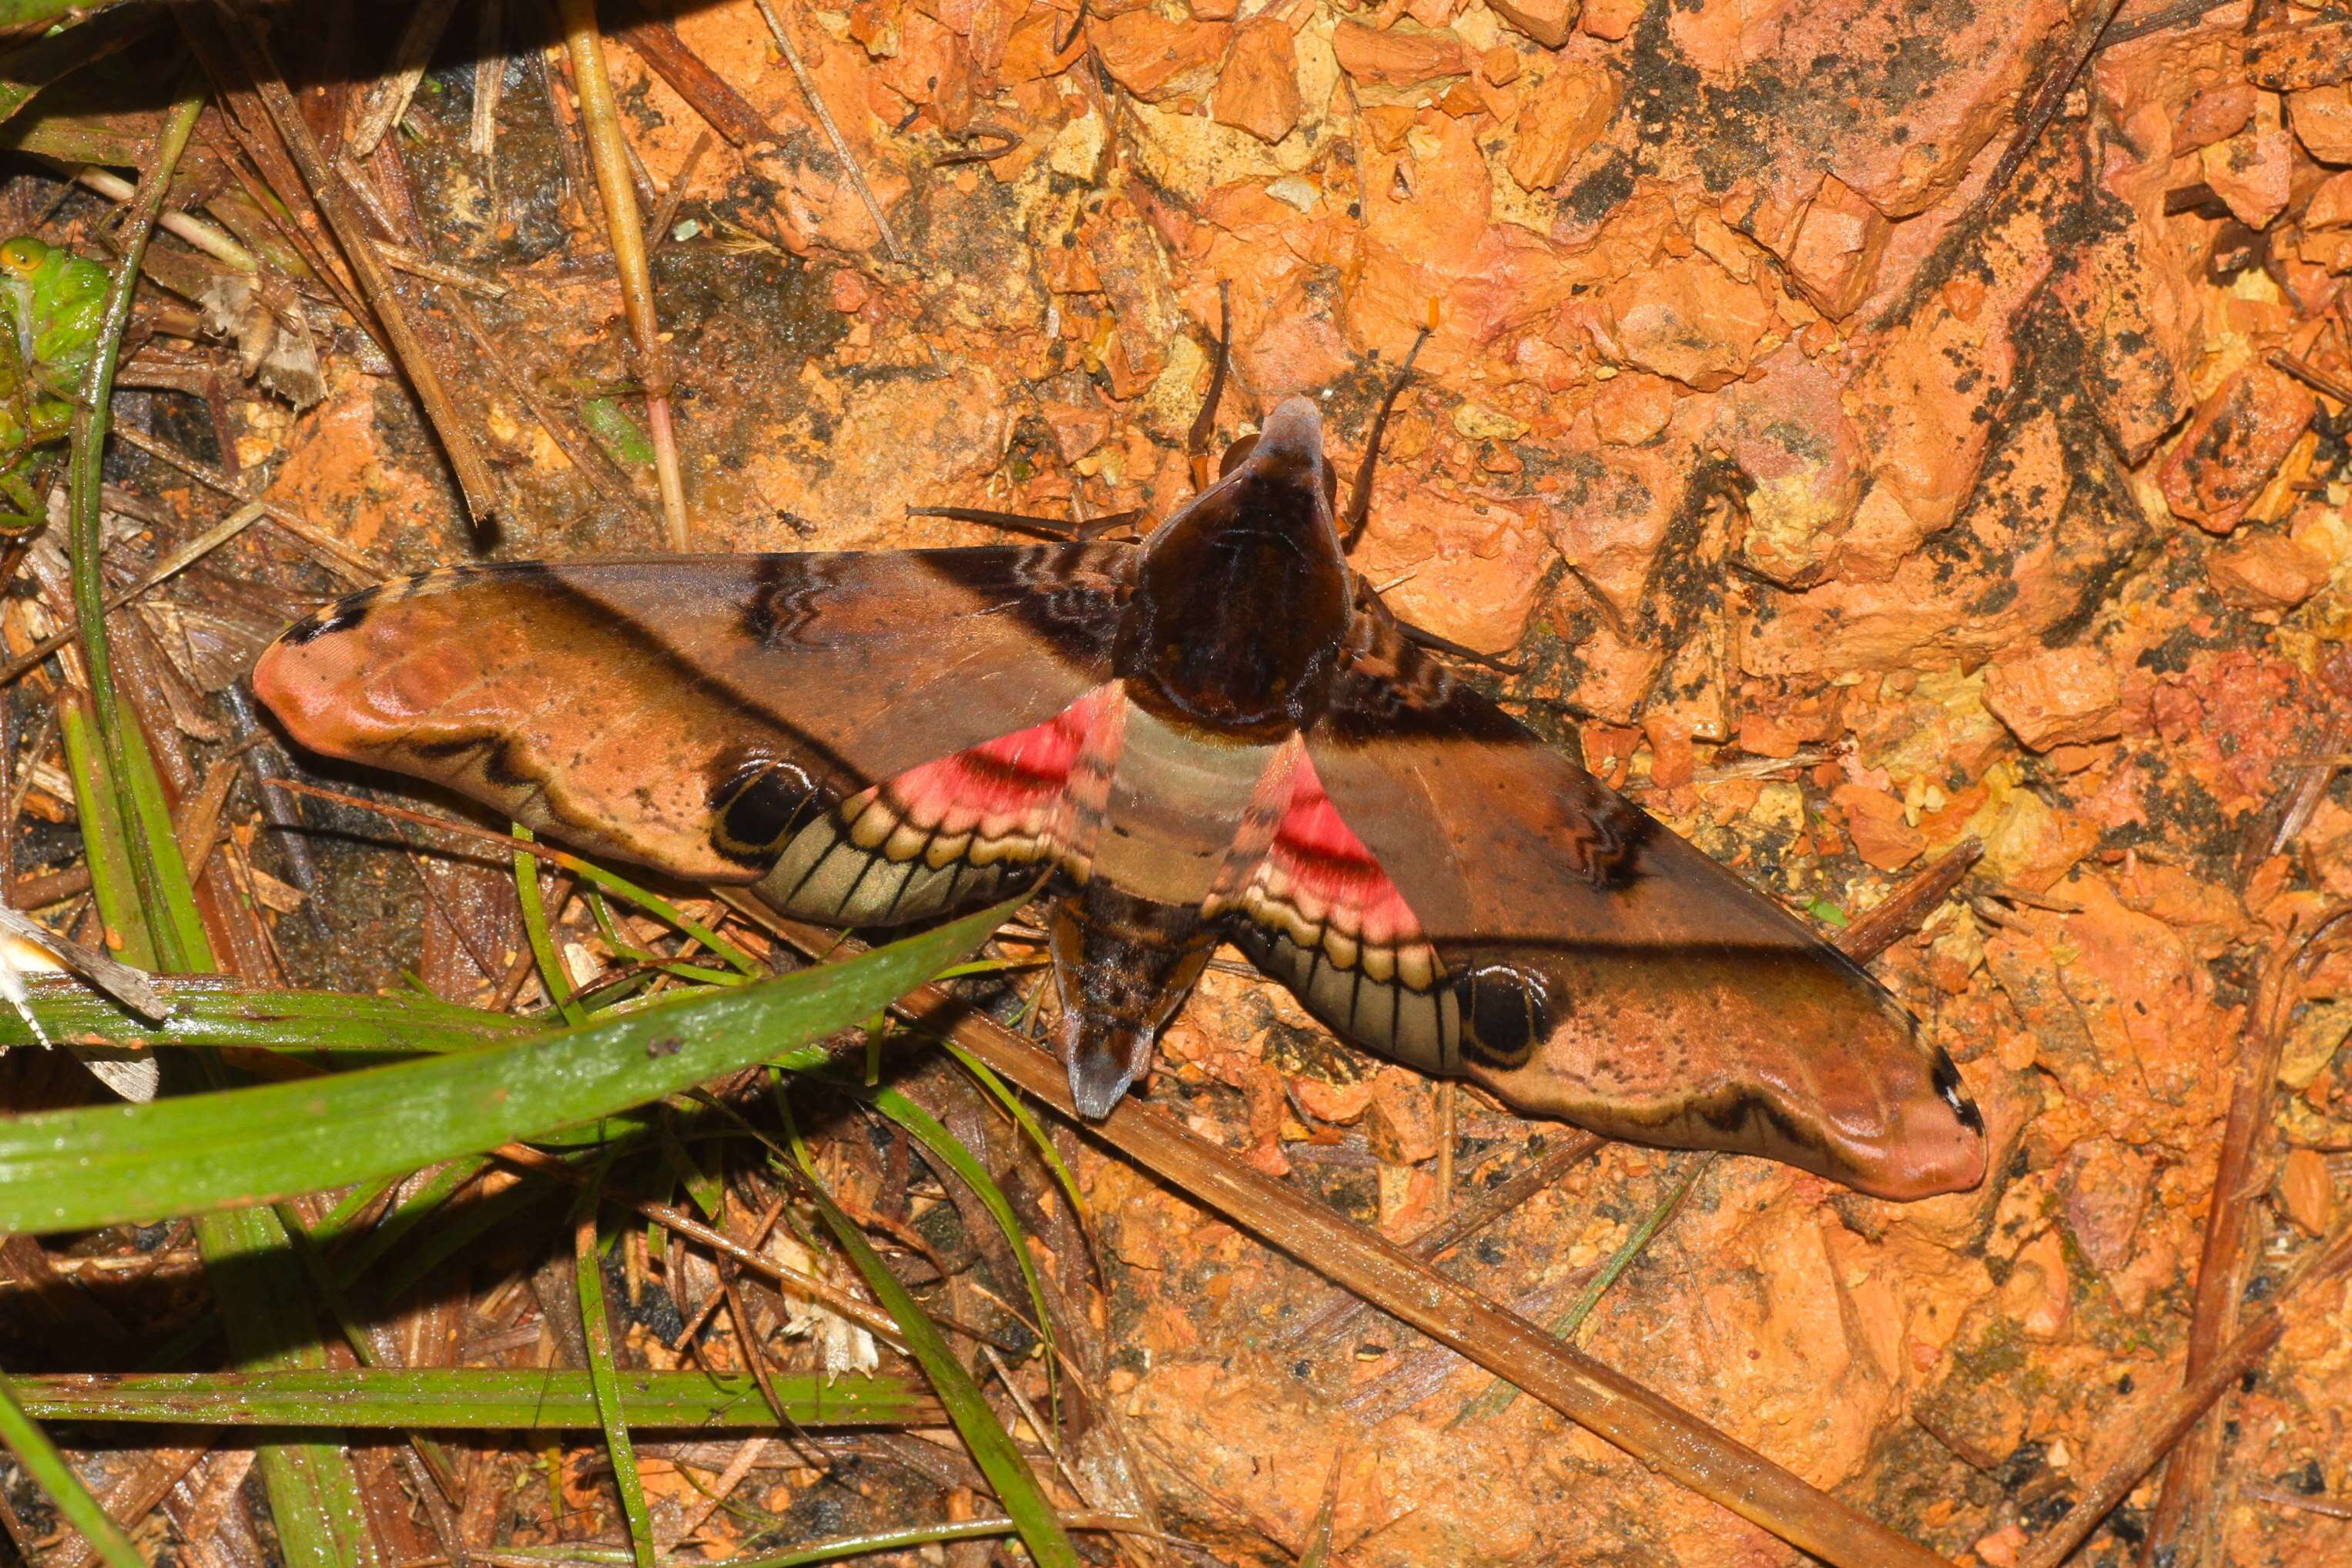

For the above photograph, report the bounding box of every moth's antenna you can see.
[1342,324,1430,551]
[1188,280,1233,492]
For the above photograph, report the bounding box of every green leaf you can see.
[863,1082,1058,1409]
[940,1040,1086,1223]
[0,900,1017,1234]
[7,1368,933,1428]
[574,1197,657,1568]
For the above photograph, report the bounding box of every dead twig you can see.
[1983,0,2127,203]
[558,0,690,549]
[2139,907,2352,1561]
[1281,1132,1604,1352]
[107,424,384,582]
[1838,837,1984,964]
[342,0,464,159]
[750,0,910,264]
[203,0,503,528]
[611,6,780,149]
[2019,1218,2352,1568]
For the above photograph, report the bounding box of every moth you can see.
[254,389,1987,1201]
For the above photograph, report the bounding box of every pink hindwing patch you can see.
[1245,748,1438,990]
[838,683,1123,876]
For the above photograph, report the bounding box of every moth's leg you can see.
[1187,279,1233,492]
[907,504,1145,541]
[1340,325,1432,552]
[1394,618,1524,677]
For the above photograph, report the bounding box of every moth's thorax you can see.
[1117,398,1351,741]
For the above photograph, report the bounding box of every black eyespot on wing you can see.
[1455,961,1550,1070]
[709,753,831,864]
[1932,1047,1984,1134]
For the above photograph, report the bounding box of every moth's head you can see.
[1209,396,1338,513]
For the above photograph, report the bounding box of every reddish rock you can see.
[1346,109,1578,377]
[1600,254,1774,391]
[2052,216,2198,467]
[1983,646,2124,752]
[2306,168,2352,227]
[1743,409,2151,675]
[2292,82,2352,163]
[2000,1228,2073,1341]
[1839,209,2054,574]
[1579,0,1641,39]
[1091,10,1228,101]
[2173,82,2257,152]
[1590,370,1674,447]
[1784,173,1890,318]
[2200,92,2293,230]
[1288,1074,1374,1125]
[2279,1148,2337,1236]
[2158,364,2319,534]
[1488,0,1579,49]
[1349,483,1553,654]
[1544,404,1709,622]
[1332,20,1469,88]
[2210,528,2330,608]
[2248,20,2352,90]
[1976,1524,2029,1568]
[2059,1137,2153,1274]
[1506,61,1620,190]
[1211,17,1301,144]
[1832,782,1924,870]
[1721,351,1865,587]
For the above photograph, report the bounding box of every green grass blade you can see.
[198,1202,384,1568]
[55,696,153,971]
[515,829,587,1027]
[863,1084,1057,1406]
[551,851,762,977]
[784,1111,1078,1568]
[575,1199,657,1568]
[0,8,147,129]
[0,900,1017,1234]
[0,1375,145,1568]
[65,89,211,975]
[8,1368,936,1428]
[0,975,530,1054]
[1459,1152,1716,1426]
[65,87,384,1568]
[939,1040,1086,1222]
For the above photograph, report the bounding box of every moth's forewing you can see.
[253,550,1131,890]
[1238,601,1987,1201]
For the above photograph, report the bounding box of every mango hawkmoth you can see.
[254,393,1985,1201]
